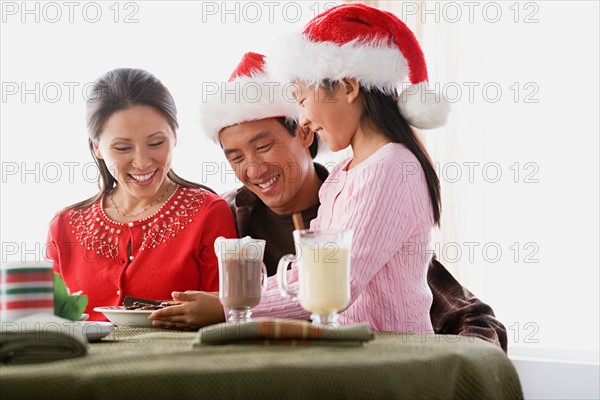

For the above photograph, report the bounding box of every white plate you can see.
[81,321,114,342]
[93,306,154,328]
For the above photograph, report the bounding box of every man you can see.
[150,52,507,351]
[218,117,324,276]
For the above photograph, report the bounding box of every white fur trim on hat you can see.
[398,82,451,129]
[271,35,409,93]
[199,74,299,144]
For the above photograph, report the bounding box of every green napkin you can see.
[53,273,88,321]
[193,318,374,346]
[0,314,88,364]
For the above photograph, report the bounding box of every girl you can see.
[277,3,450,331]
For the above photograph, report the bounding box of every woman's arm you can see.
[46,214,62,273]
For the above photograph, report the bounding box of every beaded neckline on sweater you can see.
[98,185,181,226]
[69,186,208,259]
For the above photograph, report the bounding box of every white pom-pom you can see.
[398,82,450,129]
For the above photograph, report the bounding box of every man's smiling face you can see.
[220,118,315,215]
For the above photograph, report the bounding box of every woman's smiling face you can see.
[92,105,176,201]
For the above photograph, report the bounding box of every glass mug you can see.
[277,229,352,325]
[214,236,267,323]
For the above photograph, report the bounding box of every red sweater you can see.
[47,186,237,321]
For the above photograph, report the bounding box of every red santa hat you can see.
[200,52,299,143]
[273,3,449,129]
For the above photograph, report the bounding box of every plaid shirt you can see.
[222,163,507,351]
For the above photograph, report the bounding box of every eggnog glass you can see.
[277,229,352,325]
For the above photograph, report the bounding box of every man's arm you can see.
[428,257,508,352]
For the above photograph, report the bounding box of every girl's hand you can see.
[148,290,224,330]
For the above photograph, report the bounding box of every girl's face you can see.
[295,80,362,152]
[92,105,176,201]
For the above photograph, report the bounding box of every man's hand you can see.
[148,291,224,330]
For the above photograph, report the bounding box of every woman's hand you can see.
[148,290,224,330]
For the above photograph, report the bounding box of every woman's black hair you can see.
[65,68,215,212]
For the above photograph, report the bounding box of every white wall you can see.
[511,356,600,400]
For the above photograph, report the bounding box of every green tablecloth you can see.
[0,327,522,400]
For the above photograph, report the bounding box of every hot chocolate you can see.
[219,258,263,309]
[215,236,267,322]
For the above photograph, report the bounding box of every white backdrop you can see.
[1,1,598,359]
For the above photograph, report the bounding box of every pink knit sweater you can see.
[252,143,434,332]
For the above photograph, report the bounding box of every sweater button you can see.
[128,222,134,227]
[116,290,121,295]
[129,256,134,261]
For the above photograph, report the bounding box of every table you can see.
[0,327,523,399]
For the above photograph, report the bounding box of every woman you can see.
[47,68,237,321]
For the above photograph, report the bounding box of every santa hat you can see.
[199,52,299,143]
[273,3,449,129]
